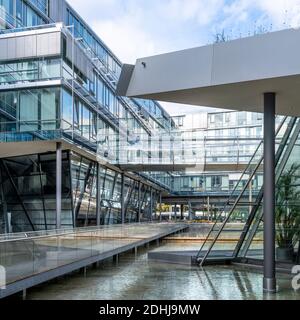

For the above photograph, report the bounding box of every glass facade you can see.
[0,0,298,266]
[0,0,47,29]
[0,150,160,232]
[0,152,73,232]
[0,0,166,232]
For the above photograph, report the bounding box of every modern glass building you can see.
[0,0,176,232]
[0,0,298,265]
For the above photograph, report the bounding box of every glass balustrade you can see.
[0,223,185,286]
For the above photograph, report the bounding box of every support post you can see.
[263,92,277,293]
[121,173,125,224]
[138,181,141,223]
[207,197,210,221]
[22,289,27,300]
[174,203,177,222]
[0,170,9,233]
[159,192,162,222]
[96,163,101,226]
[249,171,253,216]
[180,204,184,220]
[188,201,192,221]
[150,188,153,222]
[56,142,62,230]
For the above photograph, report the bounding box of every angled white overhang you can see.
[117,28,300,116]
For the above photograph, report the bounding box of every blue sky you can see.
[68,0,300,115]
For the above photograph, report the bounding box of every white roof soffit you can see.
[117,28,300,116]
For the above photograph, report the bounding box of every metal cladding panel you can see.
[16,36,25,59]
[211,28,300,86]
[49,0,66,23]
[0,31,61,61]
[7,38,16,60]
[37,32,61,57]
[116,64,135,96]
[0,38,8,60]
[66,33,93,82]
[24,35,37,57]
[119,27,300,116]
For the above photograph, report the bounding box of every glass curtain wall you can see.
[0,151,73,232]
[0,87,60,141]
[243,133,300,262]
[71,153,97,227]
[0,0,47,29]
[71,154,158,226]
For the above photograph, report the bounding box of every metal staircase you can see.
[196,116,300,266]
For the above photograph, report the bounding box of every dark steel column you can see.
[96,163,101,226]
[174,203,177,222]
[188,201,192,221]
[56,142,62,229]
[150,187,153,221]
[121,173,125,224]
[180,204,184,220]
[138,181,141,223]
[159,192,162,222]
[263,92,277,293]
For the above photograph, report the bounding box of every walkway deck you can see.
[0,223,188,299]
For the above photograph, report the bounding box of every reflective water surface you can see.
[26,241,300,300]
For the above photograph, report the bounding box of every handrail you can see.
[196,115,288,264]
[0,22,58,35]
[0,222,168,243]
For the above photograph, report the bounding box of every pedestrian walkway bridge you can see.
[0,223,188,299]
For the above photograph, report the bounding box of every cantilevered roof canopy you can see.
[117,28,300,116]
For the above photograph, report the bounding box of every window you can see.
[40,89,57,130]
[225,113,231,123]
[212,176,222,190]
[74,100,80,129]
[238,112,247,126]
[82,105,90,140]
[62,89,73,128]
[0,0,14,25]
[19,92,38,132]
[91,113,97,140]
[97,78,104,105]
